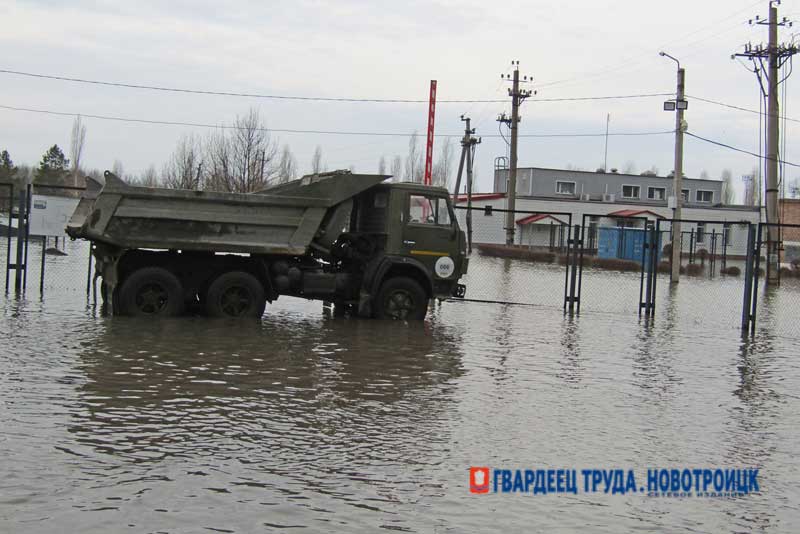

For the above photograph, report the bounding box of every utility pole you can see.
[498,61,533,245]
[452,116,480,252]
[660,52,687,284]
[734,1,798,284]
[603,113,610,172]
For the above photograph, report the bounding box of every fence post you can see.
[14,189,26,293]
[40,236,46,294]
[86,243,93,297]
[4,183,13,294]
[567,224,581,313]
[649,222,659,318]
[741,225,756,334]
[750,224,763,335]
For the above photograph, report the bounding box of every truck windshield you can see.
[409,195,451,226]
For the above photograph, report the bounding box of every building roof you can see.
[516,213,567,225]
[606,209,665,219]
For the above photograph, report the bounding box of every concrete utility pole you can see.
[660,52,687,283]
[452,116,480,252]
[734,1,798,284]
[499,61,533,245]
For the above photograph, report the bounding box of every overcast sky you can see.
[1,0,799,198]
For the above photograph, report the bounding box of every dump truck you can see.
[66,170,467,320]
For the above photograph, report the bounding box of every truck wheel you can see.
[375,277,428,320]
[118,267,185,317]
[205,271,266,318]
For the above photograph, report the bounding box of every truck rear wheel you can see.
[375,276,428,320]
[118,267,185,317]
[205,271,266,318]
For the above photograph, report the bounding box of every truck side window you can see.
[409,195,451,226]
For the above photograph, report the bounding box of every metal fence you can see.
[2,193,799,340]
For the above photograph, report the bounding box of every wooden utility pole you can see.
[499,61,533,245]
[734,1,798,284]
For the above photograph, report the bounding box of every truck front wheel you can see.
[205,271,266,319]
[118,267,185,317]
[375,277,428,320]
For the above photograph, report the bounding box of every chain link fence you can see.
[455,206,571,309]
[2,195,798,340]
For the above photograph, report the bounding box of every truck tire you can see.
[205,271,266,318]
[118,267,185,317]
[374,276,428,320]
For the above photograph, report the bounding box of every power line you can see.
[0,68,670,104]
[688,94,800,123]
[686,131,800,168]
[0,103,674,139]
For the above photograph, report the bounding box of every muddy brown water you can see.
[2,240,800,532]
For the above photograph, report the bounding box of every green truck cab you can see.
[67,170,467,320]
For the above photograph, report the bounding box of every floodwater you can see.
[2,241,800,532]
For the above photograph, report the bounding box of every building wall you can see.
[456,194,760,257]
[780,199,800,242]
[495,167,724,207]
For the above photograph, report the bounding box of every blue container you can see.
[597,227,661,265]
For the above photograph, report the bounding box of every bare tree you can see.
[69,115,86,187]
[112,159,124,177]
[621,161,636,174]
[203,108,279,192]
[432,137,455,189]
[139,164,159,187]
[404,132,423,183]
[311,146,324,174]
[390,156,403,182]
[163,134,203,190]
[276,144,297,183]
[721,169,735,204]
[377,155,387,175]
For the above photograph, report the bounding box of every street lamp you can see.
[660,51,686,284]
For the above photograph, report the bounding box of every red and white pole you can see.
[424,80,437,185]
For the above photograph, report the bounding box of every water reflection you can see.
[70,315,465,469]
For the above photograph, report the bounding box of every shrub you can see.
[662,243,672,256]
[780,267,800,279]
[476,244,555,263]
[791,258,800,271]
[720,266,741,276]
[592,257,641,272]
[657,261,671,273]
[557,254,593,267]
[684,263,705,276]
[696,248,709,263]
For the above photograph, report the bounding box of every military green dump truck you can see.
[66,170,467,320]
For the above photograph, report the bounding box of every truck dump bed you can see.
[66,170,388,255]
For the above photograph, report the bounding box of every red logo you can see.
[470,467,490,493]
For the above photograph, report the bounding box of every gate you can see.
[572,213,657,316]
[2,181,91,299]
[454,205,575,310]
[744,222,800,339]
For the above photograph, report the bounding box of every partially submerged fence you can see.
[455,204,799,339]
[3,192,799,339]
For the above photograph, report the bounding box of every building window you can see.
[408,195,451,226]
[555,181,576,195]
[681,189,690,202]
[696,190,713,203]
[622,185,640,199]
[696,223,706,244]
[723,223,731,247]
[647,187,666,200]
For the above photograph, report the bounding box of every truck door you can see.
[402,193,458,281]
